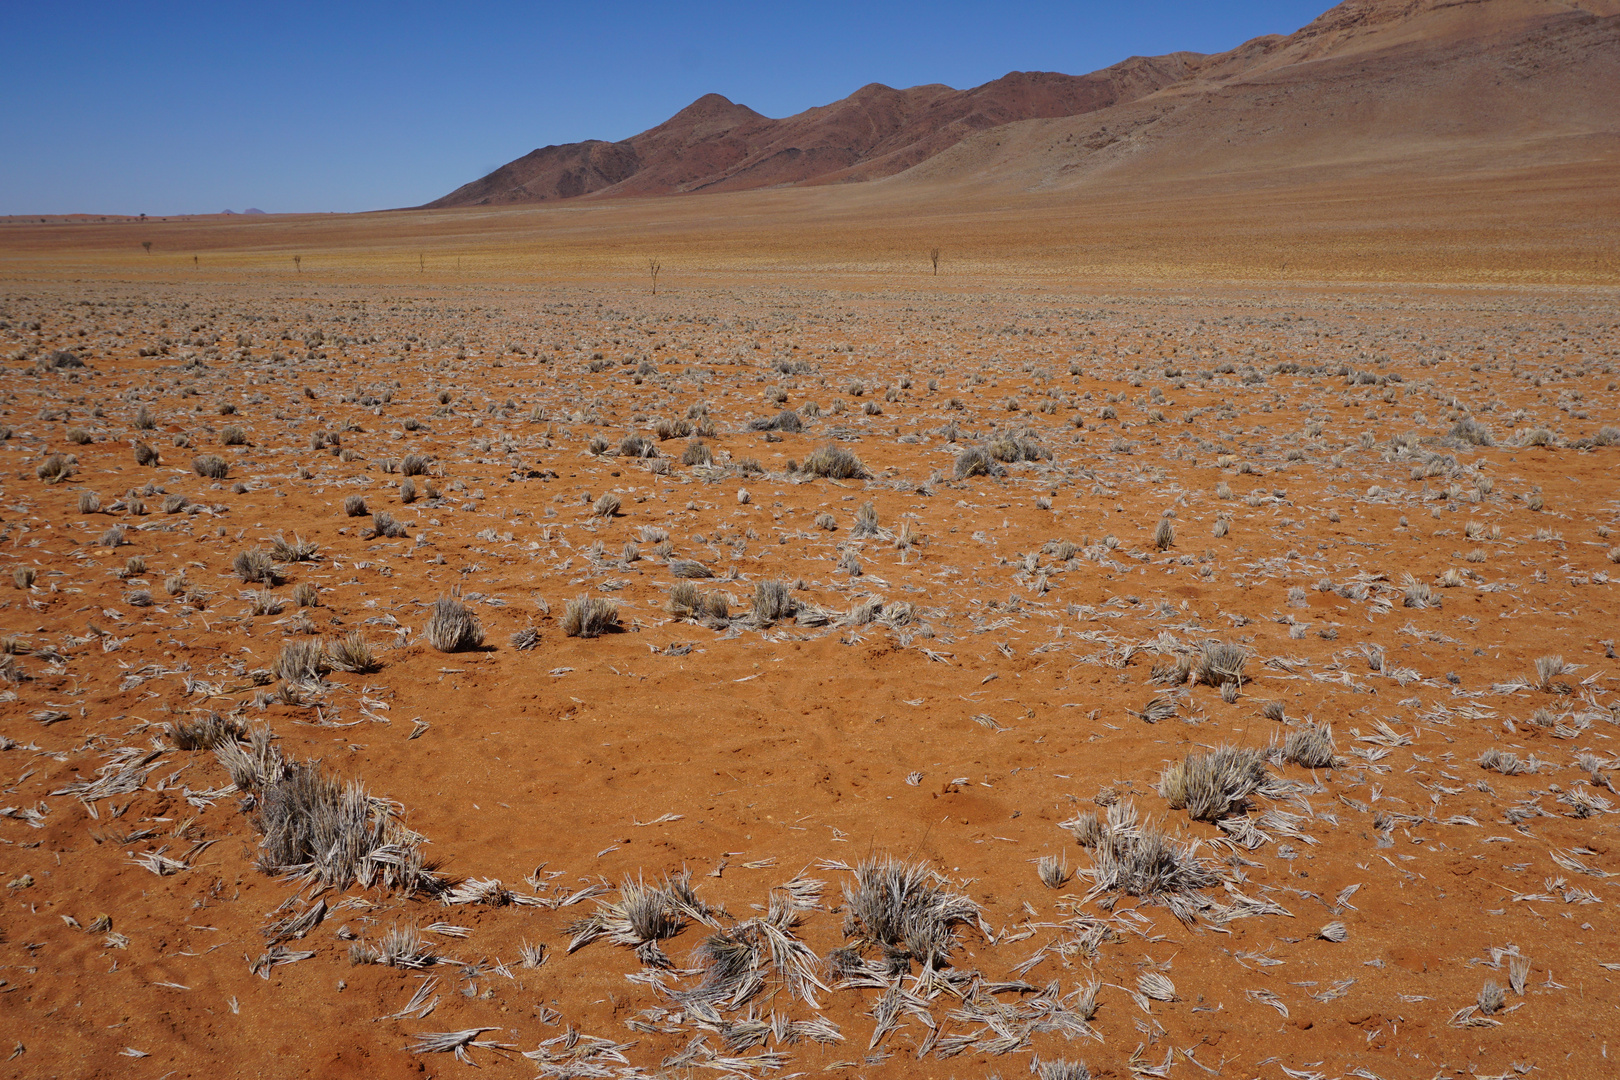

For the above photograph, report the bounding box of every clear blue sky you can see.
[0,1,1331,216]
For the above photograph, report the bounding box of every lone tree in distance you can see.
[648,258,662,295]
[141,241,152,254]
[293,254,302,273]
[930,247,940,275]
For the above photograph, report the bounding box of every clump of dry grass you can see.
[801,444,867,479]
[232,548,281,584]
[1159,745,1272,822]
[425,594,484,652]
[1533,654,1568,691]
[342,494,367,517]
[370,511,409,539]
[1281,722,1337,768]
[273,639,329,683]
[593,493,621,517]
[563,595,619,638]
[36,454,73,483]
[192,454,229,479]
[568,871,715,967]
[953,446,1004,479]
[215,730,438,894]
[752,579,796,624]
[133,441,159,466]
[167,710,247,751]
[78,490,102,514]
[13,566,36,589]
[269,534,318,562]
[841,857,981,971]
[327,632,378,674]
[1066,801,1218,921]
[1153,516,1175,550]
[1478,747,1536,775]
[669,558,713,579]
[849,501,881,539]
[987,431,1049,464]
[1194,640,1247,688]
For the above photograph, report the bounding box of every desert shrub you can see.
[562,595,619,638]
[618,433,656,458]
[681,440,713,466]
[232,548,280,584]
[746,409,802,433]
[986,432,1049,463]
[167,711,247,751]
[371,511,408,539]
[1533,654,1567,691]
[273,639,328,683]
[668,580,702,618]
[850,501,880,538]
[1479,747,1535,775]
[162,493,189,513]
[13,566,37,589]
[66,426,91,445]
[1193,641,1247,687]
[424,594,484,652]
[193,454,229,479]
[400,453,430,476]
[1069,801,1218,919]
[220,424,247,446]
[953,446,1004,479]
[1159,745,1271,821]
[566,872,713,966]
[801,444,866,479]
[36,454,72,483]
[78,490,102,514]
[1281,722,1337,768]
[343,494,367,517]
[292,582,318,607]
[841,857,980,969]
[669,558,713,579]
[1450,416,1495,446]
[215,733,436,893]
[752,579,796,624]
[593,493,621,517]
[327,632,378,674]
[1153,517,1174,550]
[270,534,318,562]
[134,405,156,430]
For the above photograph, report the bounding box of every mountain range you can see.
[425,0,1620,208]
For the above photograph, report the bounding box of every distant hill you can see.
[423,59,1202,207]
[426,0,1620,208]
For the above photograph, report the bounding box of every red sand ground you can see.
[1,223,1617,1079]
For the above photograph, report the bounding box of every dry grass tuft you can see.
[841,856,981,970]
[425,594,485,652]
[801,444,867,479]
[562,595,620,638]
[1159,745,1271,822]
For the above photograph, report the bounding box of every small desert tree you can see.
[293,254,302,273]
[142,241,152,254]
[648,258,661,295]
[930,247,940,276]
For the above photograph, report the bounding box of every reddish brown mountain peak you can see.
[662,92,764,126]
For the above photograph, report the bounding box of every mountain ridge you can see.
[424,0,1620,208]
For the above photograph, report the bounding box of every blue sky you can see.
[0,2,1331,215]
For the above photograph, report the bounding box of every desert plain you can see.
[3,3,1620,1079]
